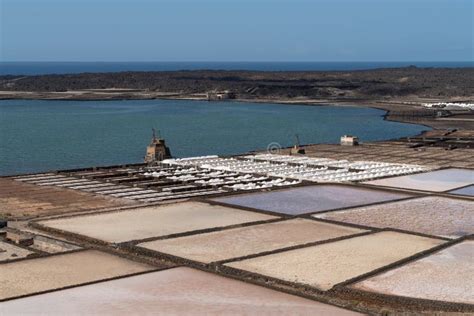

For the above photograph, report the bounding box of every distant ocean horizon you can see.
[0,61,473,76]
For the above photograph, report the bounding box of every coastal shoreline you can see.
[1,90,472,130]
[1,67,472,130]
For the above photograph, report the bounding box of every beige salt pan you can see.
[352,240,474,305]
[0,250,153,300]
[40,201,277,243]
[225,231,444,290]
[139,218,366,263]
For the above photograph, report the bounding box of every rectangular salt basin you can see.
[0,267,361,315]
[139,219,366,263]
[315,196,474,238]
[351,240,474,305]
[225,231,444,291]
[212,185,412,215]
[449,185,474,197]
[0,250,153,300]
[364,168,474,192]
[39,202,277,243]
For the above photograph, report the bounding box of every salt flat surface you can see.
[0,267,361,315]
[449,185,474,196]
[364,168,474,192]
[0,250,153,300]
[225,232,444,291]
[40,202,276,243]
[139,219,366,263]
[352,240,474,304]
[315,196,474,238]
[212,185,411,215]
[0,240,33,262]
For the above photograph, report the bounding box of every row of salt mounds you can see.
[144,163,299,190]
[164,155,429,183]
[422,102,474,110]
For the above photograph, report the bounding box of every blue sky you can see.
[1,0,472,62]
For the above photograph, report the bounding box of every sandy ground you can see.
[449,185,474,196]
[0,240,33,262]
[225,231,444,291]
[212,185,411,215]
[40,202,277,243]
[139,219,366,263]
[0,267,361,315]
[0,250,153,300]
[352,240,474,305]
[364,168,474,192]
[315,196,474,239]
[0,178,135,219]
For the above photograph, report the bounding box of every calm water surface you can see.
[0,99,428,175]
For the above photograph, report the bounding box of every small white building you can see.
[207,90,235,101]
[340,135,359,146]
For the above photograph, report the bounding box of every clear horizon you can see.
[1,0,473,62]
[2,60,474,63]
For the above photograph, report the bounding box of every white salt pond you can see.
[364,168,474,192]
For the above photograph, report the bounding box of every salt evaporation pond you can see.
[40,202,276,243]
[365,168,474,192]
[315,196,474,238]
[213,185,412,215]
[139,218,366,263]
[0,250,153,300]
[0,267,361,315]
[352,240,474,305]
[225,231,444,291]
[450,185,474,196]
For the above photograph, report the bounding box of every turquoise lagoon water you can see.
[0,99,428,175]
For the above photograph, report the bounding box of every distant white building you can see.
[422,102,474,110]
[207,90,236,101]
[340,135,359,146]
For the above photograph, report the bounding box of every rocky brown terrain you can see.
[1,67,473,100]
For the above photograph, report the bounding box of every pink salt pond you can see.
[0,267,361,315]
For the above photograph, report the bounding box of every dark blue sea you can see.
[0,61,472,75]
[0,99,429,176]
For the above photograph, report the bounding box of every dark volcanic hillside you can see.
[1,67,473,99]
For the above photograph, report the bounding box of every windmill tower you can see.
[290,134,305,155]
[144,128,172,164]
